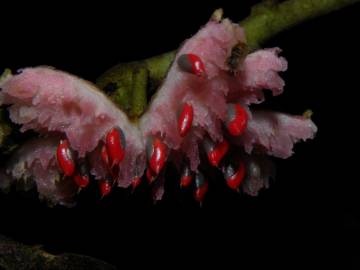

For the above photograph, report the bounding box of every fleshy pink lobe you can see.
[238,111,317,158]
[0,15,317,205]
[4,138,77,206]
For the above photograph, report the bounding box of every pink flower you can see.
[0,17,316,206]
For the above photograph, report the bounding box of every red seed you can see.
[56,139,75,177]
[177,54,206,77]
[147,137,167,175]
[226,104,248,136]
[105,126,126,169]
[205,139,229,167]
[180,164,193,188]
[74,174,90,188]
[224,160,246,191]
[194,172,208,203]
[99,180,112,197]
[100,144,119,178]
[180,175,193,188]
[178,103,194,137]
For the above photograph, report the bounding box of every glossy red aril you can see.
[177,54,206,77]
[146,136,167,175]
[226,104,248,136]
[73,158,90,188]
[56,139,75,177]
[223,160,246,191]
[178,103,194,137]
[105,126,126,169]
[203,137,229,167]
[99,179,112,197]
[74,174,90,188]
[180,164,193,188]
[194,172,208,203]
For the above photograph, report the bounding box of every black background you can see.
[0,1,359,268]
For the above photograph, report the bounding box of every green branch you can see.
[96,0,358,119]
[240,0,360,49]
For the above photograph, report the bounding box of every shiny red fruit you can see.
[180,175,193,188]
[177,54,206,77]
[180,164,193,188]
[74,174,90,188]
[194,172,208,203]
[105,126,126,169]
[146,137,167,175]
[204,138,229,167]
[226,104,248,136]
[223,160,246,191]
[178,103,194,137]
[56,139,75,177]
[73,158,90,188]
[99,180,112,197]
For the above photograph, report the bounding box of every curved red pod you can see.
[226,104,248,136]
[99,179,112,198]
[180,164,193,188]
[223,160,246,191]
[56,139,75,177]
[146,136,167,175]
[194,172,208,203]
[178,103,194,137]
[74,174,90,188]
[203,137,229,167]
[73,158,90,188]
[177,54,206,77]
[105,126,126,169]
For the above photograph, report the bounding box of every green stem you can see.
[97,0,358,118]
[240,0,360,49]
